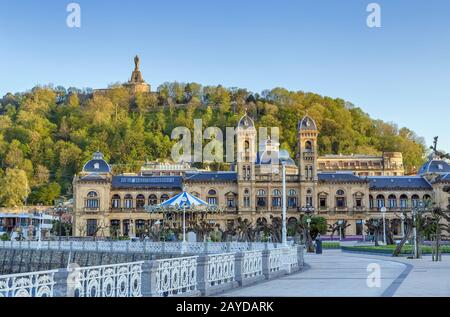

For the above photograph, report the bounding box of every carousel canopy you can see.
[145,191,220,213]
[160,191,208,208]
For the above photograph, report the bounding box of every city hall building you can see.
[72,112,450,238]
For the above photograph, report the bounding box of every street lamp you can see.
[399,213,405,238]
[181,196,188,254]
[412,201,426,259]
[380,206,387,245]
[281,160,287,246]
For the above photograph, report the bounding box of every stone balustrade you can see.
[0,240,293,255]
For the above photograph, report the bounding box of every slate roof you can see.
[82,152,111,173]
[419,159,450,174]
[185,172,237,182]
[298,115,317,131]
[318,173,366,182]
[368,176,432,190]
[111,176,183,189]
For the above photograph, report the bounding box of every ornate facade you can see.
[72,115,450,239]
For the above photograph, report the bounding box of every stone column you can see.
[196,254,209,296]
[140,260,155,297]
[297,245,305,269]
[234,252,245,286]
[262,249,270,280]
[53,268,69,297]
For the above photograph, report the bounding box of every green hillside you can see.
[0,83,426,207]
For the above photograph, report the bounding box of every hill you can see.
[0,83,426,207]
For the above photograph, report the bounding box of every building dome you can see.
[237,112,255,130]
[419,158,450,175]
[82,152,111,173]
[298,115,317,131]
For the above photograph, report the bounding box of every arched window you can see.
[160,194,169,203]
[111,194,121,209]
[135,219,146,237]
[388,195,397,209]
[369,195,374,209]
[243,188,250,208]
[400,194,408,209]
[306,188,313,207]
[148,194,157,206]
[136,194,145,208]
[376,194,385,209]
[423,194,432,202]
[336,190,346,208]
[124,194,133,209]
[272,189,281,207]
[85,191,99,209]
[411,194,420,208]
[207,189,217,205]
[288,189,297,208]
[256,189,266,208]
[305,141,313,152]
[244,140,250,161]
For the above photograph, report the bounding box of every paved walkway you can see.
[222,250,450,297]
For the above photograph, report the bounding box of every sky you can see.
[1,0,449,151]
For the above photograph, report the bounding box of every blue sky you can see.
[1,0,449,151]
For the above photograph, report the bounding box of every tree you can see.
[0,168,29,207]
[309,216,328,240]
[28,182,61,205]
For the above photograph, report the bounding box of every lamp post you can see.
[362,219,366,241]
[37,212,43,249]
[281,160,287,246]
[412,201,425,259]
[380,206,387,245]
[400,213,405,238]
[181,196,188,254]
[338,220,343,241]
[301,206,315,250]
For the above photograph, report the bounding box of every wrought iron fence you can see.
[0,269,58,297]
[67,261,143,297]
[206,253,235,286]
[153,256,198,296]
[0,240,290,254]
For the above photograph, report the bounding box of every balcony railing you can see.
[83,207,99,213]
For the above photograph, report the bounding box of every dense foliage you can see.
[0,83,426,207]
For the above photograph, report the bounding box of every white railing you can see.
[0,270,57,297]
[153,256,197,296]
[0,240,288,254]
[207,253,235,286]
[268,248,284,272]
[68,261,143,297]
[242,250,263,279]
[283,246,299,270]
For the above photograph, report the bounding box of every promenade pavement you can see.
[222,250,450,297]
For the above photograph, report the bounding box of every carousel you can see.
[145,189,222,251]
